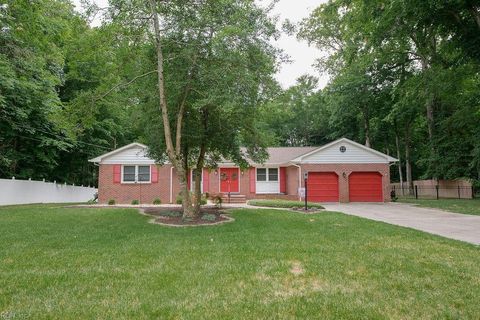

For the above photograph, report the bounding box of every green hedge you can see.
[247,199,324,209]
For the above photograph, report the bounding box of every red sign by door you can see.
[220,168,239,193]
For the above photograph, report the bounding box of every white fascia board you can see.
[292,138,398,163]
[88,142,148,163]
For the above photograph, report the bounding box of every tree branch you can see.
[149,0,176,163]
[95,70,156,101]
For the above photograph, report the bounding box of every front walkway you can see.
[322,203,480,245]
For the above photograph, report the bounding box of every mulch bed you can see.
[142,206,229,226]
[289,207,323,214]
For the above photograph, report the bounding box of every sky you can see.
[72,0,329,89]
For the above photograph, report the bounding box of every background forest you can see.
[1,0,479,188]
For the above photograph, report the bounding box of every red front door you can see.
[220,168,239,193]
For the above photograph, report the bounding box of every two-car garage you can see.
[306,171,384,203]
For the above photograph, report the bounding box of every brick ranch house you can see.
[89,138,397,204]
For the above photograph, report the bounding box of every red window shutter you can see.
[249,167,256,193]
[113,165,121,184]
[280,167,287,193]
[203,168,210,192]
[151,165,159,183]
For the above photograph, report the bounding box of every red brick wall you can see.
[98,163,390,204]
[98,164,173,204]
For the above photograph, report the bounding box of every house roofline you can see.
[291,138,398,163]
[88,142,148,163]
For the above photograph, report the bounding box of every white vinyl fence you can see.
[0,178,97,206]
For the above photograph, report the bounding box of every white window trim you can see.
[121,165,151,184]
[256,167,279,182]
[255,167,280,194]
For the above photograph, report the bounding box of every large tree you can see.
[95,0,279,217]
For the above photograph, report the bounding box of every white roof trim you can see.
[88,142,148,163]
[291,138,398,163]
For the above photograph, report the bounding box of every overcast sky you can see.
[72,0,329,89]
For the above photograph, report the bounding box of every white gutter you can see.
[170,166,174,203]
[290,162,302,201]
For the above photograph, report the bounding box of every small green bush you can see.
[176,195,183,204]
[247,199,324,209]
[131,199,139,205]
[201,213,217,222]
[153,198,161,205]
[213,195,223,208]
[161,211,182,218]
[108,199,115,205]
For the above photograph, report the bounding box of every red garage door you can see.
[349,172,383,202]
[307,172,339,202]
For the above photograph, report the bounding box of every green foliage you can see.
[131,199,139,205]
[160,210,182,218]
[212,195,223,208]
[153,198,161,205]
[293,0,480,183]
[108,199,115,205]
[200,214,217,222]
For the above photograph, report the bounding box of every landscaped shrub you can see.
[108,199,115,205]
[161,211,182,218]
[131,199,140,205]
[213,195,223,208]
[201,213,217,222]
[247,199,324,209]
[153,198,161,205]
[176,195,183,204]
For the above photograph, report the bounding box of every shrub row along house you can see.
[89,138,397,204]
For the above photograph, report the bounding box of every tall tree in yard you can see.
[102,0,279,217]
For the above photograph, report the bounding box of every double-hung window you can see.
[256,168,278,182]
[122,165,151,183]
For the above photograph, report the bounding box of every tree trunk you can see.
[420,56,437,176]
[180,148,195,219]
[192,117,208,215]
[149,0,195,218]
[395,132,404,193]
[193,167,203,215]
[363,111,371,148]
[405,126,413,195]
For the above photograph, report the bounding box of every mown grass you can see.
[248,199,324,209]
[398,198,480,216]
[0,204,479,319]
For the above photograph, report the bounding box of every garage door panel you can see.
[307,172,339,202]
[349,172,383,202]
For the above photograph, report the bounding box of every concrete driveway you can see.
[322,203,480,245]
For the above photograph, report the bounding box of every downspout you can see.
[170,166,174,203]
[290,162,302,201]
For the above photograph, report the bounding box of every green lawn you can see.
[398,198,480,216]
[1,205,479,319]
[248,199,324,209]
